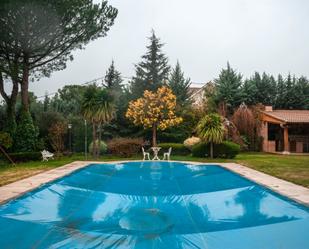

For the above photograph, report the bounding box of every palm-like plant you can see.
[82,85,115,157]
[197,113,226,158]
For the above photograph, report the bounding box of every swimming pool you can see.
[0,161,309,248]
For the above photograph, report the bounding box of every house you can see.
[260,106,309,154]
[188,81,212,106]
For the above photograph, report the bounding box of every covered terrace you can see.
[260,106,309,154]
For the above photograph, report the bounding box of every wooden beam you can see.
[261,113,285,124]
[261,121,269,152]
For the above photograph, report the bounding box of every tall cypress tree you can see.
[103,61,133,139]
[130,30,170,98]
[104,60,123,98]
[241,78,258,105]
[43,93,50,112]
[284,74,298,109]
[256,72,276,105]
[214,62,243,113]
[168,61,191,107]
[275,74,286,109]
[295,76,309,109]
[243,72,276,106]
[274,74,301,109]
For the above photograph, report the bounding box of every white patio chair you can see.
[41,150,54,161]
[163,147,172,161]
[142,147,150,161]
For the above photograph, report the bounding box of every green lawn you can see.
[0,153,308,188]
[0,154,138,187]
[173,153,309,187]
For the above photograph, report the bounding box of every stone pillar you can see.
[261,121,268,152]
[283,126,290,154]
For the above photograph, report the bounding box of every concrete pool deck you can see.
[0,160,308,206]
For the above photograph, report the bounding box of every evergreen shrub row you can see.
[192,141,240,158]
[3,152,42,162]
[158,143,190,155]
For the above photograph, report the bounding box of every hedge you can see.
[4,152,42,162]
[216,141,241,158]
[192,141,240,158]
[158,143,190,155]
[107,138,144,157]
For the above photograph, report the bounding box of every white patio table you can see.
[150,147,161,160]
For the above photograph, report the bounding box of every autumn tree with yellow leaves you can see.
[126,86,183,146]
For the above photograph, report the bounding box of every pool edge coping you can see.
[217,163,309,207]
[0,160,308,206]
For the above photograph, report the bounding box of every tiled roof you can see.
[263,110,309,123]
[188,87,202,96]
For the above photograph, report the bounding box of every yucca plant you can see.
[196,113,226,158]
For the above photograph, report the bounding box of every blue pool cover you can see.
[0,161,309,248]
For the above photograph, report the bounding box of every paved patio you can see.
[0,160,308,206]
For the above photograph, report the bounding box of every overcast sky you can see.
[30,0,309,98]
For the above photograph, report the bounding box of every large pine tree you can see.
[214,62,243,113]
[130,31,170,98]
[168,61,191,107]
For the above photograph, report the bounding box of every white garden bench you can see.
[41,150,54,161]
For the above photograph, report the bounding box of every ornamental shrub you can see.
[49,121,67,155]
[126,86,183,146]
[107,138,144,157]
[14,111,39,152]
[158,143,190,155]
[0,132,13,149]
[183,137,201,151]
[89,140,107,155]
[192,141,240,158]
[191,142,209,157]
[216,141,240,158]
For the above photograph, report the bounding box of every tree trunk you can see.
[6,102,16,132]
[152,124,157,147]
[21,56,30,113]
[0,73,19,135]
[210,142,214,159]
[4,84,18,134]
[92,123,97,158]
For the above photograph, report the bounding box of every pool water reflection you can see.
[0,161,309,248]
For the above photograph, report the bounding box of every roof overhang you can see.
[261,112,286,124]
